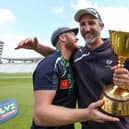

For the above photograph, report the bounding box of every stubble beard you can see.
[84,36,98,45]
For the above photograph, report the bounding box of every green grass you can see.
[0,73,33,129]
[0,73,81,129]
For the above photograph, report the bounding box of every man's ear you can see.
[100,23,104,31]
[59,34,66,42]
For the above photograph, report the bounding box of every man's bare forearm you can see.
[34,43,55,56]
[34,105,89,126]
[34,101,119,127]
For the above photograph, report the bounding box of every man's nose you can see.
[83,24,90,31]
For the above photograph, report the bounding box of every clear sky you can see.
[1,0,129,58]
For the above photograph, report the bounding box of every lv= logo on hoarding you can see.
[0,98,19,124]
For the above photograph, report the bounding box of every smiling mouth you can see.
[85,33,93,39]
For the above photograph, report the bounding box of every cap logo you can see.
[87,8,102,21]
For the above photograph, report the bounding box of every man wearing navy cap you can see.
[30,26,119,129]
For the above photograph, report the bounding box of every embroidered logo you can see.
[105,59,113,68]
[60,80,68,89]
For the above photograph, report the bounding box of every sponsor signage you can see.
[0,98,19,123]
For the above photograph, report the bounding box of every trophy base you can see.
[100,85,129,117]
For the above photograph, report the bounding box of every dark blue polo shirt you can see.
[73,38,129,129]
[31,51,76,129]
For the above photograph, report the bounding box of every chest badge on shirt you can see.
[60,80,68,89]
[105,59,113,68]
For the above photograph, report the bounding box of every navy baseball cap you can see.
[74,8,102,22]
[51,27,78,46]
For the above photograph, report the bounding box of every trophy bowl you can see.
[100,30,129,117]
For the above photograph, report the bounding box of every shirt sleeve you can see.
[33,59,59,90]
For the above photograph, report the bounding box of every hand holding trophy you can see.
[100,30,129,117]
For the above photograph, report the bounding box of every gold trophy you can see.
[100,30,129,117]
